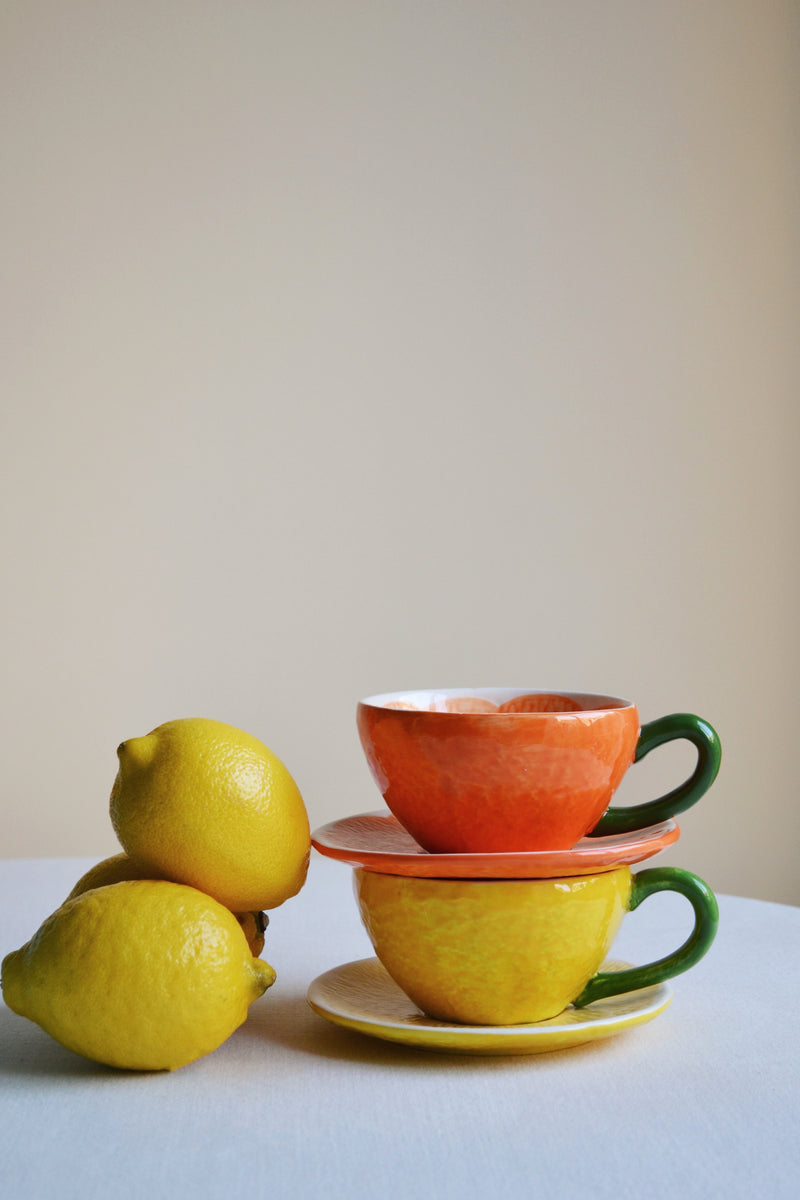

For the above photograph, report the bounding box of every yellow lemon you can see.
[109,718,310,912]
[65,851,158,898]
[65,852,268,957]
[1,879,275,1071]
[234,909,268,959]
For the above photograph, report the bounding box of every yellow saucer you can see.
[306,958,672,1056]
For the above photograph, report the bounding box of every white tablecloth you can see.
[1,854,797,1199]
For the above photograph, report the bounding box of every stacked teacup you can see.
[314,688,721,1035]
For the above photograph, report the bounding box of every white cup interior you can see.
[360,688,633,713]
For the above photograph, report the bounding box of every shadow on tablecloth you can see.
[237,987,638,1072]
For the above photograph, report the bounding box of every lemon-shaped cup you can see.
[354,866,718,1025]
[109,718,310,913]
[1,879,275,1071]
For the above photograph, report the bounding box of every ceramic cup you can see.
[357,689,721,854]
[354,865,718,1025]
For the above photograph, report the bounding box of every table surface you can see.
[1,853,798,1199]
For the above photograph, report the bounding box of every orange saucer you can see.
[311,811,679,879]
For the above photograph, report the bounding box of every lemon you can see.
[65,852,268,957]
[1,880,275,1071]
[65,851,158,898]
[234,909,268,959]
[109,718,310,913]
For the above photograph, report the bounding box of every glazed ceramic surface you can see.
[357,688,720,853]
[311,811,680,879]
[354,865,718,1025]
[306,958,673,1055]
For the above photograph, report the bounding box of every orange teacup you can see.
[356,688,721,854]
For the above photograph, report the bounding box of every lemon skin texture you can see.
[65,852,268,956]
[1,880,276,1071]
[109,718,311,913]
[355,870,631,1025]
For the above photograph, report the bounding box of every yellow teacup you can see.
[354,865,718,1025]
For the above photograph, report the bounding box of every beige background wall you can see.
[2,2,797,904]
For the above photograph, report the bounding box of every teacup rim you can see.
[358,688,636,714]
[351,863,634,887]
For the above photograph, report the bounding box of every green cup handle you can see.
[573,866,719,1008]
[590,713,722,838]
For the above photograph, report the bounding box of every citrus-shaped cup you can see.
[354,864,718,1026]
[357,689,721,853]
